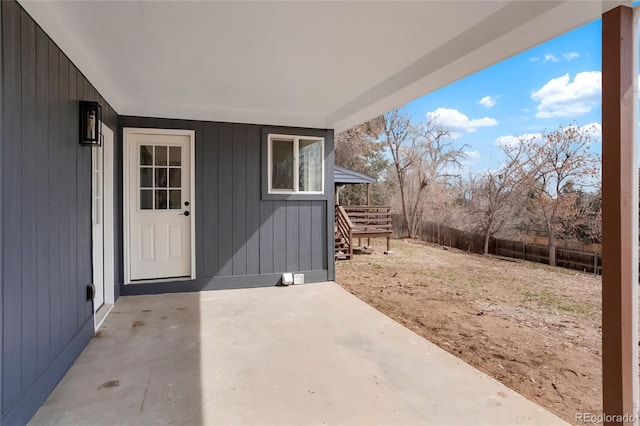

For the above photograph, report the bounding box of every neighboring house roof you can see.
[334,166,377,185]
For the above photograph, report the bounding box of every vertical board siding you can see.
[298,201,312,271]
[0,0,3,416]
[20,8,38,391]
[203,122,218,277]
[120,117,331,286]
[192,121,205,278]
[2,2,118,421]
[286,202,299,272]
[76,78,86,327]
[232,123,247,275]
[68,62,79,338]
[58,54,71,345]
[259,201,274,274]
[245,125,260,275]
[47,37,62,359]
[311,203,325,271]
[273,201,287,272]
[34,25,50,376]
[2,0,22,411]
[217,123,233,276]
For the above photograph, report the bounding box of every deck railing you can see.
[335,205,354,257]
[335,206,392,258]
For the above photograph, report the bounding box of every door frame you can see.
[94,123,115,330]
[123,127,196,284]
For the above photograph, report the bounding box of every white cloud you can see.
[530,57,540,62]
[543,54,559,63]
[464,150,480,159]
[530,71,601,118]
[478,95,496,108]
[427,108,498,133]
[494,133,542,148]
[563,52,580,61]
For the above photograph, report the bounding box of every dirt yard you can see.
[336,238,604,424]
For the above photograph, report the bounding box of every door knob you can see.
[180,211,190,216]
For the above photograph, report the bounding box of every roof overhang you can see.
[19,1,629,132]
[334,166,377,185]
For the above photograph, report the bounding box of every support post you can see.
[602,6,639,425]
[366,183,371,205]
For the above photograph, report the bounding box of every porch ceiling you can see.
[20,1,627,132]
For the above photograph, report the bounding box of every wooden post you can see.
[602,6,639,425]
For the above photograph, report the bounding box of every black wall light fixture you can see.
[79,101,102,146]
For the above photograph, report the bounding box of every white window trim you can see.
[267,134,324,195]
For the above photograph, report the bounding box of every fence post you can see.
[594,252,598,275]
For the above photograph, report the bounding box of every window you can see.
[139,144,183,210]
[268,134,324,194]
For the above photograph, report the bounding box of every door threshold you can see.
[127,276,192,285]
[95,304,114,331]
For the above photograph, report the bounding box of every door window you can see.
[139,145,182,210]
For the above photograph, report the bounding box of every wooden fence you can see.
[392,215,602,275]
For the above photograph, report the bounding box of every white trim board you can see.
[122,127,196,285]
[94,123,116,331]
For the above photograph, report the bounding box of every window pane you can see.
[155,168,168,188]
[155,190,168,209]
[155,146,167,166]
[271,139,294,190]
[140,167,153,188]
[140,145,153,165]
[169,168,181,188]
[169,190,181,209]
[140,190,153,210]
[169,146,181,166]
[299,139,322,192]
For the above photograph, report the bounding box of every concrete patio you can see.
[30,282,567,426]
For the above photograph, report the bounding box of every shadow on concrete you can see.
[29,291,204,425]
[30,283,567,425]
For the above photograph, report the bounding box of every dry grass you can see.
[337,238,605,424]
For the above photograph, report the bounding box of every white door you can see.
[127,130,193,281]
[92,143,105,309]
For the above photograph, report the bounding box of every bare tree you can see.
[561,183,602,244]
[382,109,467,238]
[513,124,600,266]
[334,116,388,205]
[381,109,416,236]
[470,142,527,254]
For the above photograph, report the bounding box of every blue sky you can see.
[403,18,603,174]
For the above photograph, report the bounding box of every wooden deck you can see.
[335,205,392,259]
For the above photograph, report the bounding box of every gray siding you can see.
[1,2,118,423]
[119,118,334,295]
[0,1,336,422]
[0,0,4,417]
